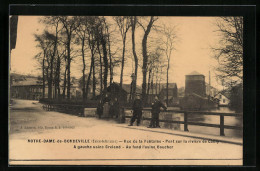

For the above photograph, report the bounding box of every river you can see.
[125,107,243,138]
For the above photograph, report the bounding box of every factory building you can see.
[185,71,206,97]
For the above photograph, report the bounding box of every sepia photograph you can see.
[9,14,244,165]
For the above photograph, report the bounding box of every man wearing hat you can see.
[148,96,167,128]
[129,95,143,126]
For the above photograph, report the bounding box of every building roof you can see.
[122,84,142,94]
[186,71,204,76]
[147,83,177,94]
[214,91,231,99]
[12,78,42,86]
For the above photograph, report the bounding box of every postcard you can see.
[9,14,244,165]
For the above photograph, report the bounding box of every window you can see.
[223,99,225,103]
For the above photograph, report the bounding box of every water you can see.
[185,107,242,138]
[125,107,243,138]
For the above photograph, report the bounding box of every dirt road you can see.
[9,99,242,165]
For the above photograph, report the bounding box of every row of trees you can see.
[34,16,177,105]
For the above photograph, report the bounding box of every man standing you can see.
[148,96,167,128]
[129,95,143,126]
[97,99,103,119]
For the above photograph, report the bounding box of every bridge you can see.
[9,99,242,165]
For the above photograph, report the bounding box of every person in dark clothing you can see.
[113,98,120,118]
[97,99,103,119]
[129,95,143,126]
[109,99,115,118]
[148,96,167,128]
[109,97,120,118]
[103,94,110,103]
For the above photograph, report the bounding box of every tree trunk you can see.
[92,55,96,98]
[131,16,138,101]
[87,32,96,99]
[120,36,126,88]
[166,61,169,105]
[142,16,154,104]
[82,38,86,103]
[107,32,113,85]
[85,55,93,100]
[55,53,61,100]
[101,35,108,93]
[67,37,71,99]
[48,58,53,100]
[42,51,45,99]
[146,67,152,100]
[151,71,154,95]
[49,24,59,100]
[97,41,103,93]
[62,68,66,99]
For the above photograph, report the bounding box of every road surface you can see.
[9,99,242,165]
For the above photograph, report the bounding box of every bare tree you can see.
[85,16,98,99]
[34,33,50,99]
[138,16,158,104]
[75,16,89,103]
[212,17,243,86]
[100,17,109,93]
[162,25,177,105]
[146,46,163,101]
[113,16,131,89]
[130,16,139,101]
[54,47,64,100]
[40,17,61,100]
[59,16,80,99]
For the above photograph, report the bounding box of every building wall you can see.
[11,85,43,100]
[215,94,230,106]
[185,75,206,97]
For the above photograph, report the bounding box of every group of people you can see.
[97,94,120,119]
[96,94,167,128]
[129,95,167,128]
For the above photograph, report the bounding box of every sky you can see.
[10,16,223,89]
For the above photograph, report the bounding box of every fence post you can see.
[184,112,189,131]
[220,114,225,136]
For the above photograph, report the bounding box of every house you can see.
[104,82,142,103]
[146,83,178,106]
[106,83,129,103]
[159,86,178,106]
[11,77,43,100]
[10,73,79,100]
[214,92,230,106]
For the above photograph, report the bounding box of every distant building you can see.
[158,84,178,106]
[214,92,230,106]
[205,83,219,97]
[180,71,218,110]
[106,83,129,103]
[11,77,43,100]
[146,83,178,105]
[10,74,79,100]
[185,71,206,97]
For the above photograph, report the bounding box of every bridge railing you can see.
[42,103,243,136]
[122,108,243,136]
[42,103,84,115]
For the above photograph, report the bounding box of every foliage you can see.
[213,17,243,85]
